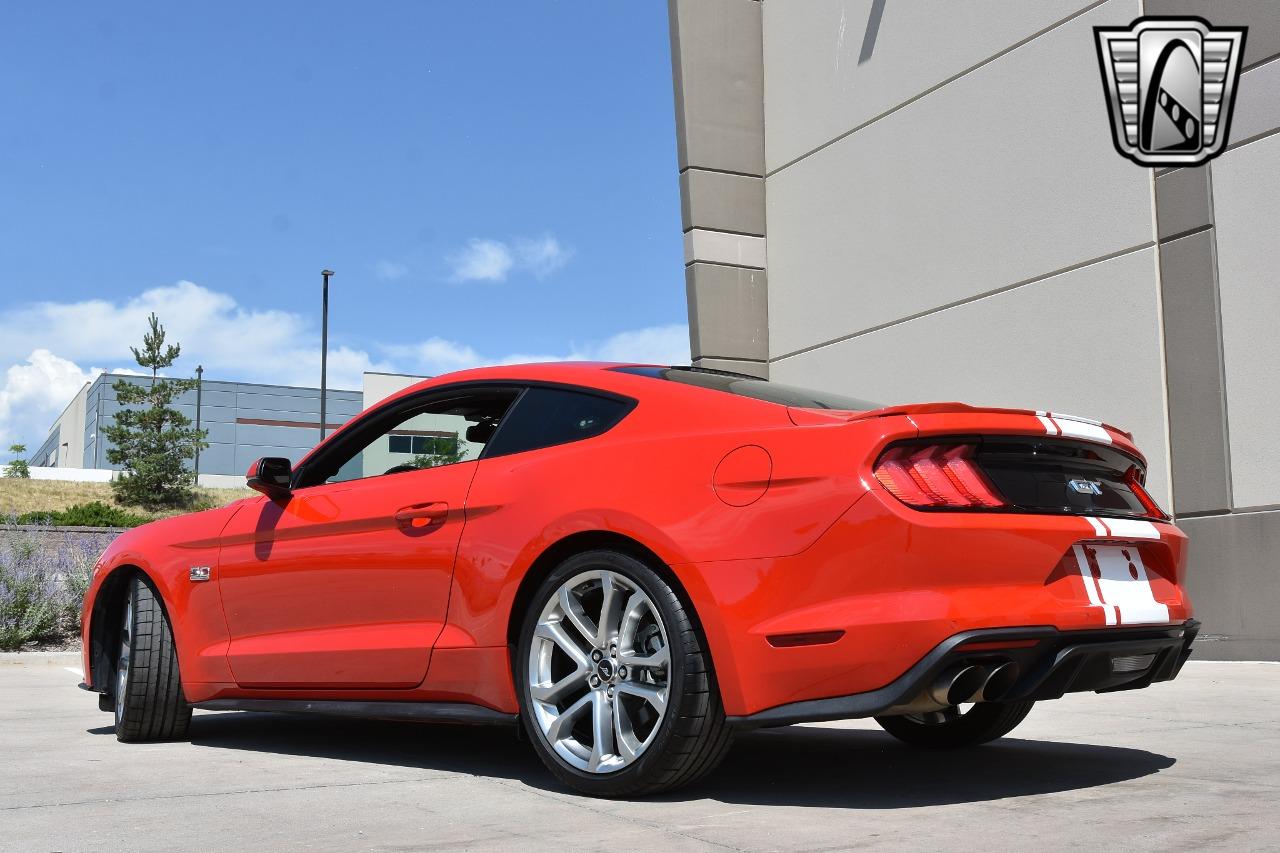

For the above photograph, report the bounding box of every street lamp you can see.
[320,269,334,443]
[193,365,204,478]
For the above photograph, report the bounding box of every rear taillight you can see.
[1125,465,1168,520]
[873,444,1006,509]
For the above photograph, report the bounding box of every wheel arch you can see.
[505,530,709,653]
[85,564,153,695]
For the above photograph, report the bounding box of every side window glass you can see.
[486,387,632,458]
[301,388,517,486]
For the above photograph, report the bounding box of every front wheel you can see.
[516,550,732,797]
[114,575,192,742]
[874,700,1035,748]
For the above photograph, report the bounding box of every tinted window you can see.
[614,366,880,411]
[297,387,519,487]
[485,387,633,457]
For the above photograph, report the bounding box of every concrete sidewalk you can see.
[1,655,1275,852]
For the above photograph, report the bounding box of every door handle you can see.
[394,502,449,528]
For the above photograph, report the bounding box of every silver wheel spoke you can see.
[531,668,585,704]
[613,698,642,761]
[558,585,598,645]
[544,692,592,743]
[615,680,667,715]
[618,646,668,670]
[535,621,591,670]
[595,573,620,647]
[588,692,616,772]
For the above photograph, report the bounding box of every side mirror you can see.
[246,457,293,500]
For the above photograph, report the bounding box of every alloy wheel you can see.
[115,594,132,725]
[527,569,671,773]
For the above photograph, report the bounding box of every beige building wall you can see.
[668,0,1280,658]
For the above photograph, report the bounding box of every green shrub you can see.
[17,501,150,529]
[0,518,101,650]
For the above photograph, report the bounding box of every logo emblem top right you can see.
[1095,17,1247,167]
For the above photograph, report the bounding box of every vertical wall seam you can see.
[1149,167,1177,516]
[1205,164,1235,510]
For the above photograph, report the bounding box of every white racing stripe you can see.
[1073,544,1117,625]
[1097,517,1161,539]
[1089,545,1170,625]
[1084,516,1110,537]
[1036,415,1060,435]
[1049,415,1113,444]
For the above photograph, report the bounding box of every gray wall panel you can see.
[771,248,1172,506]
[1146,1,1280,67]
[1229,56,1280,149]
[765,1,1152,358]
[686,264,769,361]
[1180,510,1280,660]
[762,0,1096,171]
[1210,132,1280,510]
[1158,231,1232,515]
[668,0,765,175]
[1155,167,1213,241]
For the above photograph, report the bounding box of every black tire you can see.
[516,549,733,797]
[114,574,192,742]
[874,700,1035,748]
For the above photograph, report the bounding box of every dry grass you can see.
[0,478,252,520]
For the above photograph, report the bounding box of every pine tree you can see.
[3,444,30,478]
[104,313,208,509]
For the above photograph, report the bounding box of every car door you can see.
[216,385,518,689]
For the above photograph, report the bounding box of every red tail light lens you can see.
[1125,465,1168,520]
[874,444,1006,509]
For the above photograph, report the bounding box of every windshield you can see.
[613,366,880,411]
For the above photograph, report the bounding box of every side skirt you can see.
[192,698,517,726]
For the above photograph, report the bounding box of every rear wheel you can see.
[516,550,732,797]
[875,700,1035,748]
[114,575,192,742]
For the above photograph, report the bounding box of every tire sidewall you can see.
[515,549,693,796]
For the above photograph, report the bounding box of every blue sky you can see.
[0,2,687,450]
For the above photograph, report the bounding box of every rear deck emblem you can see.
[1069,479,1103,496]
[1095,17,1246,167]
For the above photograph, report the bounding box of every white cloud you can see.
[0,281,393,394]
[447,239,514,282]
[0,350,100,450]
[0,281,688,451]
[514,236,573,279]
[446,234,573,283]
[374,259,409,281]
[383,323,691,376]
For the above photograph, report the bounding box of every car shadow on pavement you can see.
[677,724,1175,808]
[91,712,1174,808]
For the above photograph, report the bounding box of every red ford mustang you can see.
[80,363,1196,796]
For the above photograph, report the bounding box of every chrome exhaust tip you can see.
[980,661,1021,701]
[927,665,988,707]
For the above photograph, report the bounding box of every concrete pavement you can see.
[1,654,1276,852]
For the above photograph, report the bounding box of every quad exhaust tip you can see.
[980,661,1021,701]
[928,665,989,707]
[927,661,1022,707]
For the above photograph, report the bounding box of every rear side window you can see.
[485,386,633,458]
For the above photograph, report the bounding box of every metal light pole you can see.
[193,365,204,477]
[320,270,334,443]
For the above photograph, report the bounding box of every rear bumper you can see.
[728,619,1198,728]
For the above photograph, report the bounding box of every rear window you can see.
[485,386,634,457]
[613,366,880,411]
